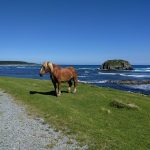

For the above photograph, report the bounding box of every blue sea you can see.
[0,65,150,95]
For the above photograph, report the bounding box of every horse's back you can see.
[59,67,77,81]
[67,67,77,73]
[52,65,77,82]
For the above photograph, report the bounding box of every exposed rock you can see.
[109,80,150,85]
[101,59,133,70]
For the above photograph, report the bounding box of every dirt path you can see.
[0,91,87,150]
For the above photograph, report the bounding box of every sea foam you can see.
[126,84,150,91]
[120,74,150,78]
[78,80,108,84]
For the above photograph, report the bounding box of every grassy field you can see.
[0,77,150,150]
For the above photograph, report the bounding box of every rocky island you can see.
[101,59,133,71]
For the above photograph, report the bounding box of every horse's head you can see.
[39,61,53,77]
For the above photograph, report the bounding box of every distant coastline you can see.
[0,61,37,65]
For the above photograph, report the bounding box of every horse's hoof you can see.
[56,94,61,97]
[57,92,61,97]
[68,87,71,93]
[73,89,77,94]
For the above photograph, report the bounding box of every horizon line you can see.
[0,60,149,66]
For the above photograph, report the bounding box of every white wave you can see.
[134,69,142,72]
[78,76,87,78]
[78,68,91,69]
[78,80,108,84]
[134,69,150,72]
[120,74,150,78]
[77,68,96,70]
[16,66,26,69]
[84,71,89,74]
[145,70,150,72]
[126,84,150,91]
[98,72,117,75]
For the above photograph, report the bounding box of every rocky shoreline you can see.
[108,80,150,85]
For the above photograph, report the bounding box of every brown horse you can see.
[39,61,78,96]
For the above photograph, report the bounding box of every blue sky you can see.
[0,0,150,65]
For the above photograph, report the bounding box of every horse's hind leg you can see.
[73,77,77,93]
[68,80,72,93]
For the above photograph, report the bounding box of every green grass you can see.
[0,77,150,150]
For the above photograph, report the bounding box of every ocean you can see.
[0,65,150,95]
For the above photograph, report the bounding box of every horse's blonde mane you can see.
[47,62,53,73]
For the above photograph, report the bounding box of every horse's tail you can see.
[68,67,78,93]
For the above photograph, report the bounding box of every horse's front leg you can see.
[68,80,72,93]
[57,82,61,96]
[51,79,57,96]
[53,82,57,96]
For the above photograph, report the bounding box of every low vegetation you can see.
[0,61,36,65]
[0,77,150,150]
[110,100,139,110]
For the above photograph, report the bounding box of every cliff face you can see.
[101,60,133,70]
